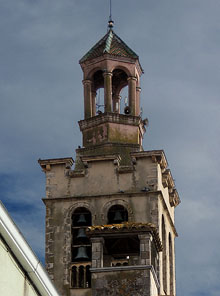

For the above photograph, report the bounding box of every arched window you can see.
[93,70,104,114]
[169,233,174,295]
[162,215,167,293]
[71,264,91,289]
[86,265,91,288]
[71,207,92,289]
[107,205,128,224]
[71,266,77,288]
[79,265,84,288]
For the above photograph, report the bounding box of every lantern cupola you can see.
[77,27,146,166]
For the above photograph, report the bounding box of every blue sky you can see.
[1,1,220,295]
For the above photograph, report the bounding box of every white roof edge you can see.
[0,201,60,296]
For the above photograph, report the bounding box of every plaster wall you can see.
[158,201,176,296]
[42,153,177,296]
[44,157,164,199]
[150,271,159,296]
[0,238,38,296]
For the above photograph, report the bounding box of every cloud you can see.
[1,1,220,295]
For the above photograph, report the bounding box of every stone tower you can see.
[39,21,180,296]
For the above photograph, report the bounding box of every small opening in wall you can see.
[107,205,128,224]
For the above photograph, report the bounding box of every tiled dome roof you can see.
[80,29,139,63]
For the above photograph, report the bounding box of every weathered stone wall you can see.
[44,191,160,295]
[41,151,178,296]
[43,156,166,199]
[91,267,159,296]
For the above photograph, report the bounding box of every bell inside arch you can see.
[77,214,87,224]
[77,228,87,239]
[74,246,89,261]
[113,211,123,223]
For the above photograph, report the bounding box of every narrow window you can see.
[78,266,84,288]
[162,215,167,293]
[71,266,77,288]
[169,233,174,294]
[86,265,91,288]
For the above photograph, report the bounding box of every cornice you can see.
[131,150,168,170]
[38,157,74,172]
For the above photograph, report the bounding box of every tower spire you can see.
[108,0,114,29]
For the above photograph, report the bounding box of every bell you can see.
[76,228,87,239]
[77,214,86,224]
[113,211,123,223]
[74,247,89,260]
[124,106,131,115]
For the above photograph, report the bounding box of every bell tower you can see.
[39,19,180,296]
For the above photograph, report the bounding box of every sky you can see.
[0,0,220,295]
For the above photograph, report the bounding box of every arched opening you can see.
[72,207,92,227]
[107,205,128,224]
[71,207,92,289]
[95,88,105,114]
[71,264,91,289]
[169,233,174,295]
[162,215,167,293]
[78,265,84,288]
[86,265,91,288]
[71,266,77,288]
[112,69,128,114]
[91,68,132,115]
[119,85,129,115]
[92,70,104,115]
[72,207,91,261]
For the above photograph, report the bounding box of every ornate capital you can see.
[127,76,137,82]
[82,79,92,85]
[103,71,113,77]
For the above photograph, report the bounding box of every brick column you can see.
[128,76,137,116]
[91,237,104,268]
[103,71,113,112]
[83,79,92,119]
[138,233,152,265]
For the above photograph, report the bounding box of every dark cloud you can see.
[0,1,220,295]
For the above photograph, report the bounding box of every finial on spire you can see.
[108,0,114,29]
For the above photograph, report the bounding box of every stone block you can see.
[141,251,149,259]
[93,251,101,260]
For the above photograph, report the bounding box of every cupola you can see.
[76,24,147,167]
